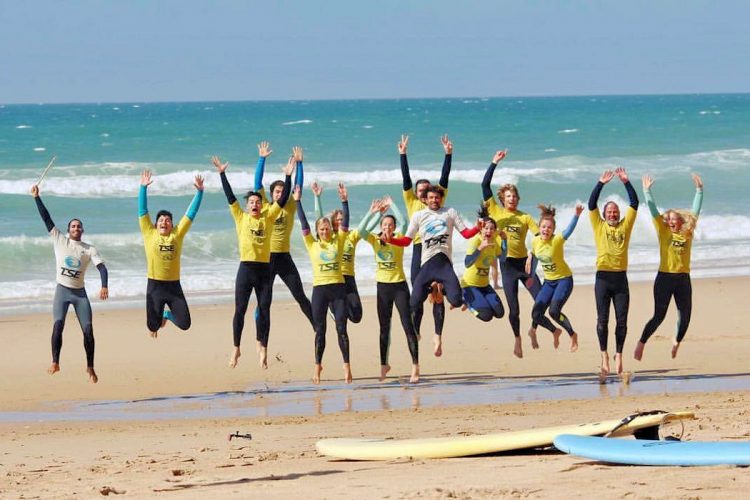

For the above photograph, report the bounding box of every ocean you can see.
[1,94,749,315]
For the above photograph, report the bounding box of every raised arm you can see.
[254,141,272,191]
[562,204,584,240]
[293,186,311,236]
[388,197,408,234]
[642,175,660,218]
[615,167,639,209]
[212,156,237,204]
[293,146,304,188]
[357,199,382,239]
[338,183,350,232]
[588,170,613,210]
[691,173,704,216]
[139,169,153,217]
[311,182,324,219]
[277,156,294,208]
[398,135,412,192]
[438,134,453,189]
[482,150,507,201]
[185,175,204,221]
[30,185,55,232]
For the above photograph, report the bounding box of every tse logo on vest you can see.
[60,256,82,278]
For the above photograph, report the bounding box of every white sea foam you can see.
[282,119,313,126]
[33,147,46,152]
[557,128,580,134]
[362,125,373,129]
[15,125,32,129]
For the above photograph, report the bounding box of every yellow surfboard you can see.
[316,411,694,460]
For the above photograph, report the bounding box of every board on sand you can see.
[553,434,750,466]
[315,411,694,460]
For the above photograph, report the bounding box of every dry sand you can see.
[1,276,749,498]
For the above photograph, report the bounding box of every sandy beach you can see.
[2,276,750,498]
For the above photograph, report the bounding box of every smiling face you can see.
[157,215,173,236]
[67,219,83,241]
[246,194,262,217]
[500,186,519,211]
[415,180,430,202]
[426,191,442,210]
[539,218,555,240]
[271,184,284,202]
[666,211,684,233]
[380,216,396,239]
[604,201,621,226]
[316,218,332,242]
[331,210,344,231]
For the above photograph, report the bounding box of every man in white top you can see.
[31,184,109,383]
[386,185,480,355]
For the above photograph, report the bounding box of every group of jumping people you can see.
[31,135,704,385]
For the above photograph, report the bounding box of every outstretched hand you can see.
[140,169,153,187]
[381,194,393,212]
[292,185,302,202]
[30,184,39,197]
[692,173,703,189]
[492,149,507,164]
[441,134,453,154]
[642,174,654,190]
[599,170,615,184]
[369,198,382,213]
[211,156,229,173]
[337,182,348,202]
[311,181,322,197]
[574,203,584,216]
[282,156,295,177]
[194,174,205,191]
[615,166,629,183]
[258,141,272,158]
[398,134,409,154]
[292,146,303,162]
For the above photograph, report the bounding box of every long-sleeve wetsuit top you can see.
[359,204,409,283]
[481,161,538,259]
[254,156,299,253]
[222,171,290,263]
[138,185,203,281]
[297,199,350,286]
[588,179,639,271]
[644,185,703,274]
[35,196,107,289]
[400,152,451,244]
[399,206,478,265]
[530,215,580,281]
[462,235,505,288]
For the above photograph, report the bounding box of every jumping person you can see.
[212,155,293,369]
[386,185,480,357]
[635,173,703,361]
[461,209,510,352]
[482,150,562,354]
[294,183,353,384]
[359,196,420,382]
[526,204,584,352]
[31,184,108,383]
[138,169,204,338]
[588,167,638,381]
[311,181,381,324]
[254,143,314,328]
[398,134,452,341]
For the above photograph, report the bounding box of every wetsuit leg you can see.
[523,270,558,333]
[463,286,494,322]
[271,253,314,326]
[432,302,445,336]
[145,279,167,333]
[376,282,393,365]
[640,272,674,344]
[344,275,363,323]
[612,273,630,353]
[233,262,254,348]
[311,286,329,364]
[255,265,272,348]
[594,272,612,351]
[484,286,505,319]
[531,281,555,327]
[330,283,350,363]
[51,284,71,364]
[394,282,419,364]
[673,274,692,342]
[410,243,424,335]
[70,288,95,368]
[500,259,522,336]
[164,281,191,330]
[548,277,575,335]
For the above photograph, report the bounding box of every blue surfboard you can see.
[554,435,750,466]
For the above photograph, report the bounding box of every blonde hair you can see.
[497,184,520,206]
[662,209,698,236]
[537,204,556,228]
[315,217,332,240]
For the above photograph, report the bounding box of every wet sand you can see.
[2,276,750,498]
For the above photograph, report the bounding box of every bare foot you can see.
[149,330,158,339]
[527,328,539,349]
[513,337,523,358]
[312,364,322,385]
[343,363,353,384]
[433,334,443,357]
[379,364,391,382]
[552,328,562,349]
[671,341,680,359]
[614,353,623,375]
[634,341,645,361]
[229,346,241,368]
[410,364,420,383]
[256,342,268,369]
[601,351,610,375]
[569,332,579,352]
[48,363,60,375]
[87,367,98,384]
[461,303,468,311]
[620,371,633,385]
[598,367,608,385]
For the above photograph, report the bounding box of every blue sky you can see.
[1,1,748,104]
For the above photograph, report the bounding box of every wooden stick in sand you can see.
[35,156,57,186]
